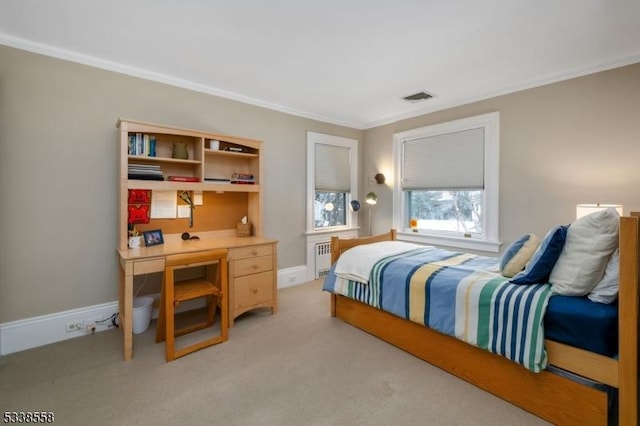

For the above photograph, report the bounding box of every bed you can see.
[323,214,639,425]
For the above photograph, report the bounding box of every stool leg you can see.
[207,295,216,326]
[206,262,217,326]
[220,260,228,342]
[165,267,176,362]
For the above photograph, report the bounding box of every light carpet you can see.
[0,279,549,425]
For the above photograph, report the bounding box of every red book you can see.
[168,176,200,182]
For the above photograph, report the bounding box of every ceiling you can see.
[1,1,639,129]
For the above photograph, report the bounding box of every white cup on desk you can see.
[128,236,142,249]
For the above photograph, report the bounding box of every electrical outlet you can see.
[65,321,85,332]
[86,317,104,331]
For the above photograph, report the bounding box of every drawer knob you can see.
[251,250,258,256]
[252,264,258,269]
[251,288,258,294]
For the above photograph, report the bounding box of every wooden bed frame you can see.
[329,216,639,425]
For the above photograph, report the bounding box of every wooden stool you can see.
[155,249,228,361]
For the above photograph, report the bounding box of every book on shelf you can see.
[168,176,201,182]
[128,133,157,156]
[128,163,163,180]
[128,165,162,173]
[149,136,156,157]
[230,172,255,184]
[205,177,231,184]
[128,174,164,181]
[128,163,161,170]
[231,173,254,180]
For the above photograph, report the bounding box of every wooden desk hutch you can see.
[116,119,277,361]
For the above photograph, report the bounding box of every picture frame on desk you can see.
[143,229,164,247]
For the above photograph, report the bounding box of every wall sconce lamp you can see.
[576,203,623,219]
[374,173,386,184]
[350,200,361,212]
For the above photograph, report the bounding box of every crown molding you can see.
[2,32,638,131]
[0,32,364,130]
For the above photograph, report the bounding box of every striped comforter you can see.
[323,246,552,372]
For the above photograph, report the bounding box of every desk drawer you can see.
[234,271,274,310]
[134,258,165,275]
[231,244,274,260]
[233,255,273,277]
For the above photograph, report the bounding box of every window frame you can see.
[392,112,501,252]
[306,131,359,234]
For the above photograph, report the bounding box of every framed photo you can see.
[143,229,164,247]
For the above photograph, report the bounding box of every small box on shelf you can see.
[208,139,220,150]
[237,222,251,237]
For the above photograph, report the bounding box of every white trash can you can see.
[132,296,154,334]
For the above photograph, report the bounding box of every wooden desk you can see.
[117,233,278,361]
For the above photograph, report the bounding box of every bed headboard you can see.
[330,229,396,265]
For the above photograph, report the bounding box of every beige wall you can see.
[363,62,640,248]
[0,45,361,322]
[2,43,639,324]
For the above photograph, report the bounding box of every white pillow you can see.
[588,249,619,304]
[549,208,619,296]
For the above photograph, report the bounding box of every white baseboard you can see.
[277,265,308,289]
[0,301,120,356]
[0,266,311,356]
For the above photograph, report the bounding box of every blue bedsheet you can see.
[545,295,618,357]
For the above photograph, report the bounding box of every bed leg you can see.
[330,294,336,317]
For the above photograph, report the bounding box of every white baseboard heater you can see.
[315,241,332,279]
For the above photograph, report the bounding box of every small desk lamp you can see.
[576,203,623,219]
[179,191,195,227]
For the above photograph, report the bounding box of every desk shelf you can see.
[117,118,265,252]
[125,180,261,193]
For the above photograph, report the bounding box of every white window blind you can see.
[315,143,351,192]
[402,128,485,190]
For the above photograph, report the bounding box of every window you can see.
[307,132,358,232]
[393,112,500,252]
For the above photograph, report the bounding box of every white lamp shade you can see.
[576,204,623,219]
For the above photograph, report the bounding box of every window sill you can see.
[397,231,501,253]
[304,227,360,237]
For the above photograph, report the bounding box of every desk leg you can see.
[119,261,134,361]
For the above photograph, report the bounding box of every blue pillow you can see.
[510,225,567,285]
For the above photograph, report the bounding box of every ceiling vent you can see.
[402,91,435,103]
